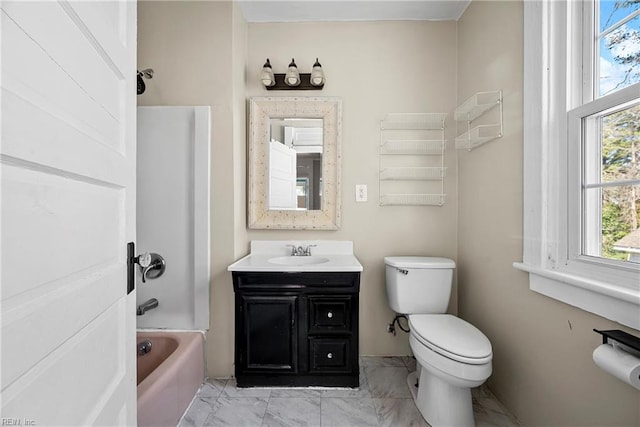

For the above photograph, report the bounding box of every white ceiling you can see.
[236,0,472,23]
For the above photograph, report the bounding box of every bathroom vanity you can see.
[228,241,362,387]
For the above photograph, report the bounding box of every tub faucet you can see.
[137,298,159,316]
[139,253,166,283]
[138,339,152,355]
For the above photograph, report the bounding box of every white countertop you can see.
[227,240,363,272]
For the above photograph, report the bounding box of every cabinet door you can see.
[239,295,298,372]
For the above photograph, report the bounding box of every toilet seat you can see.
[409,314,492,365]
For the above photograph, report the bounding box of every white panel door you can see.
[269,141,297,209]
[1,1,137,425]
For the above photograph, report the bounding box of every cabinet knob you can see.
[327,352,333,359]
[327,311,333,318]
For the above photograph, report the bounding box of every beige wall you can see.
[233,1,249,260]
[245,21,459,357]
[232,3,250,259]
[456,1,640,425]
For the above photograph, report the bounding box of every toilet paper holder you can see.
[594,329,640,353]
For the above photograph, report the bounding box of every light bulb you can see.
[285,58,300,86]
[310,58,325,86]
[260,58,275,87]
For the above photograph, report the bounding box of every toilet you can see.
[385,256,492,427]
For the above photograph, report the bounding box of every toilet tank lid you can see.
[384,256,455,269]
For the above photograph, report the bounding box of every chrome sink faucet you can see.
[287,244,317,256]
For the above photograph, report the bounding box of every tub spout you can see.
[137,298,159,316]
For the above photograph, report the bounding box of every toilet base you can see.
[406,370,419,400]
[408,368,475,427]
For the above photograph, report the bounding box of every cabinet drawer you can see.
[233,272,360,291]
[309,297,351,333]
[309,338,351,372]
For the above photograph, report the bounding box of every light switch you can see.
[356,184,368,202]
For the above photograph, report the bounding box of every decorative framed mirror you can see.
[248,96,342,229]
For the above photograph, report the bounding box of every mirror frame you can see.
[248,96,342,230]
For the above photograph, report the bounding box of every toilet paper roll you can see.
[592,343,640,391]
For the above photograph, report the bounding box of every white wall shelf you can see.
[380,193,446,206]
[380,166,446,181]
[454,90,503,151]
[380,139,445,155]
[381,113,447,130]
[454,124,502,150]
[379,113,446,206]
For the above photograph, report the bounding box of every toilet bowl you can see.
[384,257,493,427]
[409,314,492,426]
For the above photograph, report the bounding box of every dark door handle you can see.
[127,242,136,295]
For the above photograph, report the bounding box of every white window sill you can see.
[513,262,640,330]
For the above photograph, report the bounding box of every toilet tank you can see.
[385,256,455,314]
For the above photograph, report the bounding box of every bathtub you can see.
[137,331,204,427]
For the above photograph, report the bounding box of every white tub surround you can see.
[137,106,211,330]
[228,240,363,272]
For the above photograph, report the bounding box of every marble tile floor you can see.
[179,356,521,427]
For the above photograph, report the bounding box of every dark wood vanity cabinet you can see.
[232,271,360,387]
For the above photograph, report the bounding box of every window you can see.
[594,0,640,97]
[517,0,640,329]
[570,0,640,267]
[570,100,640,266]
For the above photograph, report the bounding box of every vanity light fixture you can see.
[137,68,154,95]
[261,58,325,90]
[260,59,276,87]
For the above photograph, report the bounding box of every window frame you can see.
[516,0,640,330]
[568,90,640,270]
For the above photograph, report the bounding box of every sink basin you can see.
[228,241,363,272]
[268,256,330,266]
